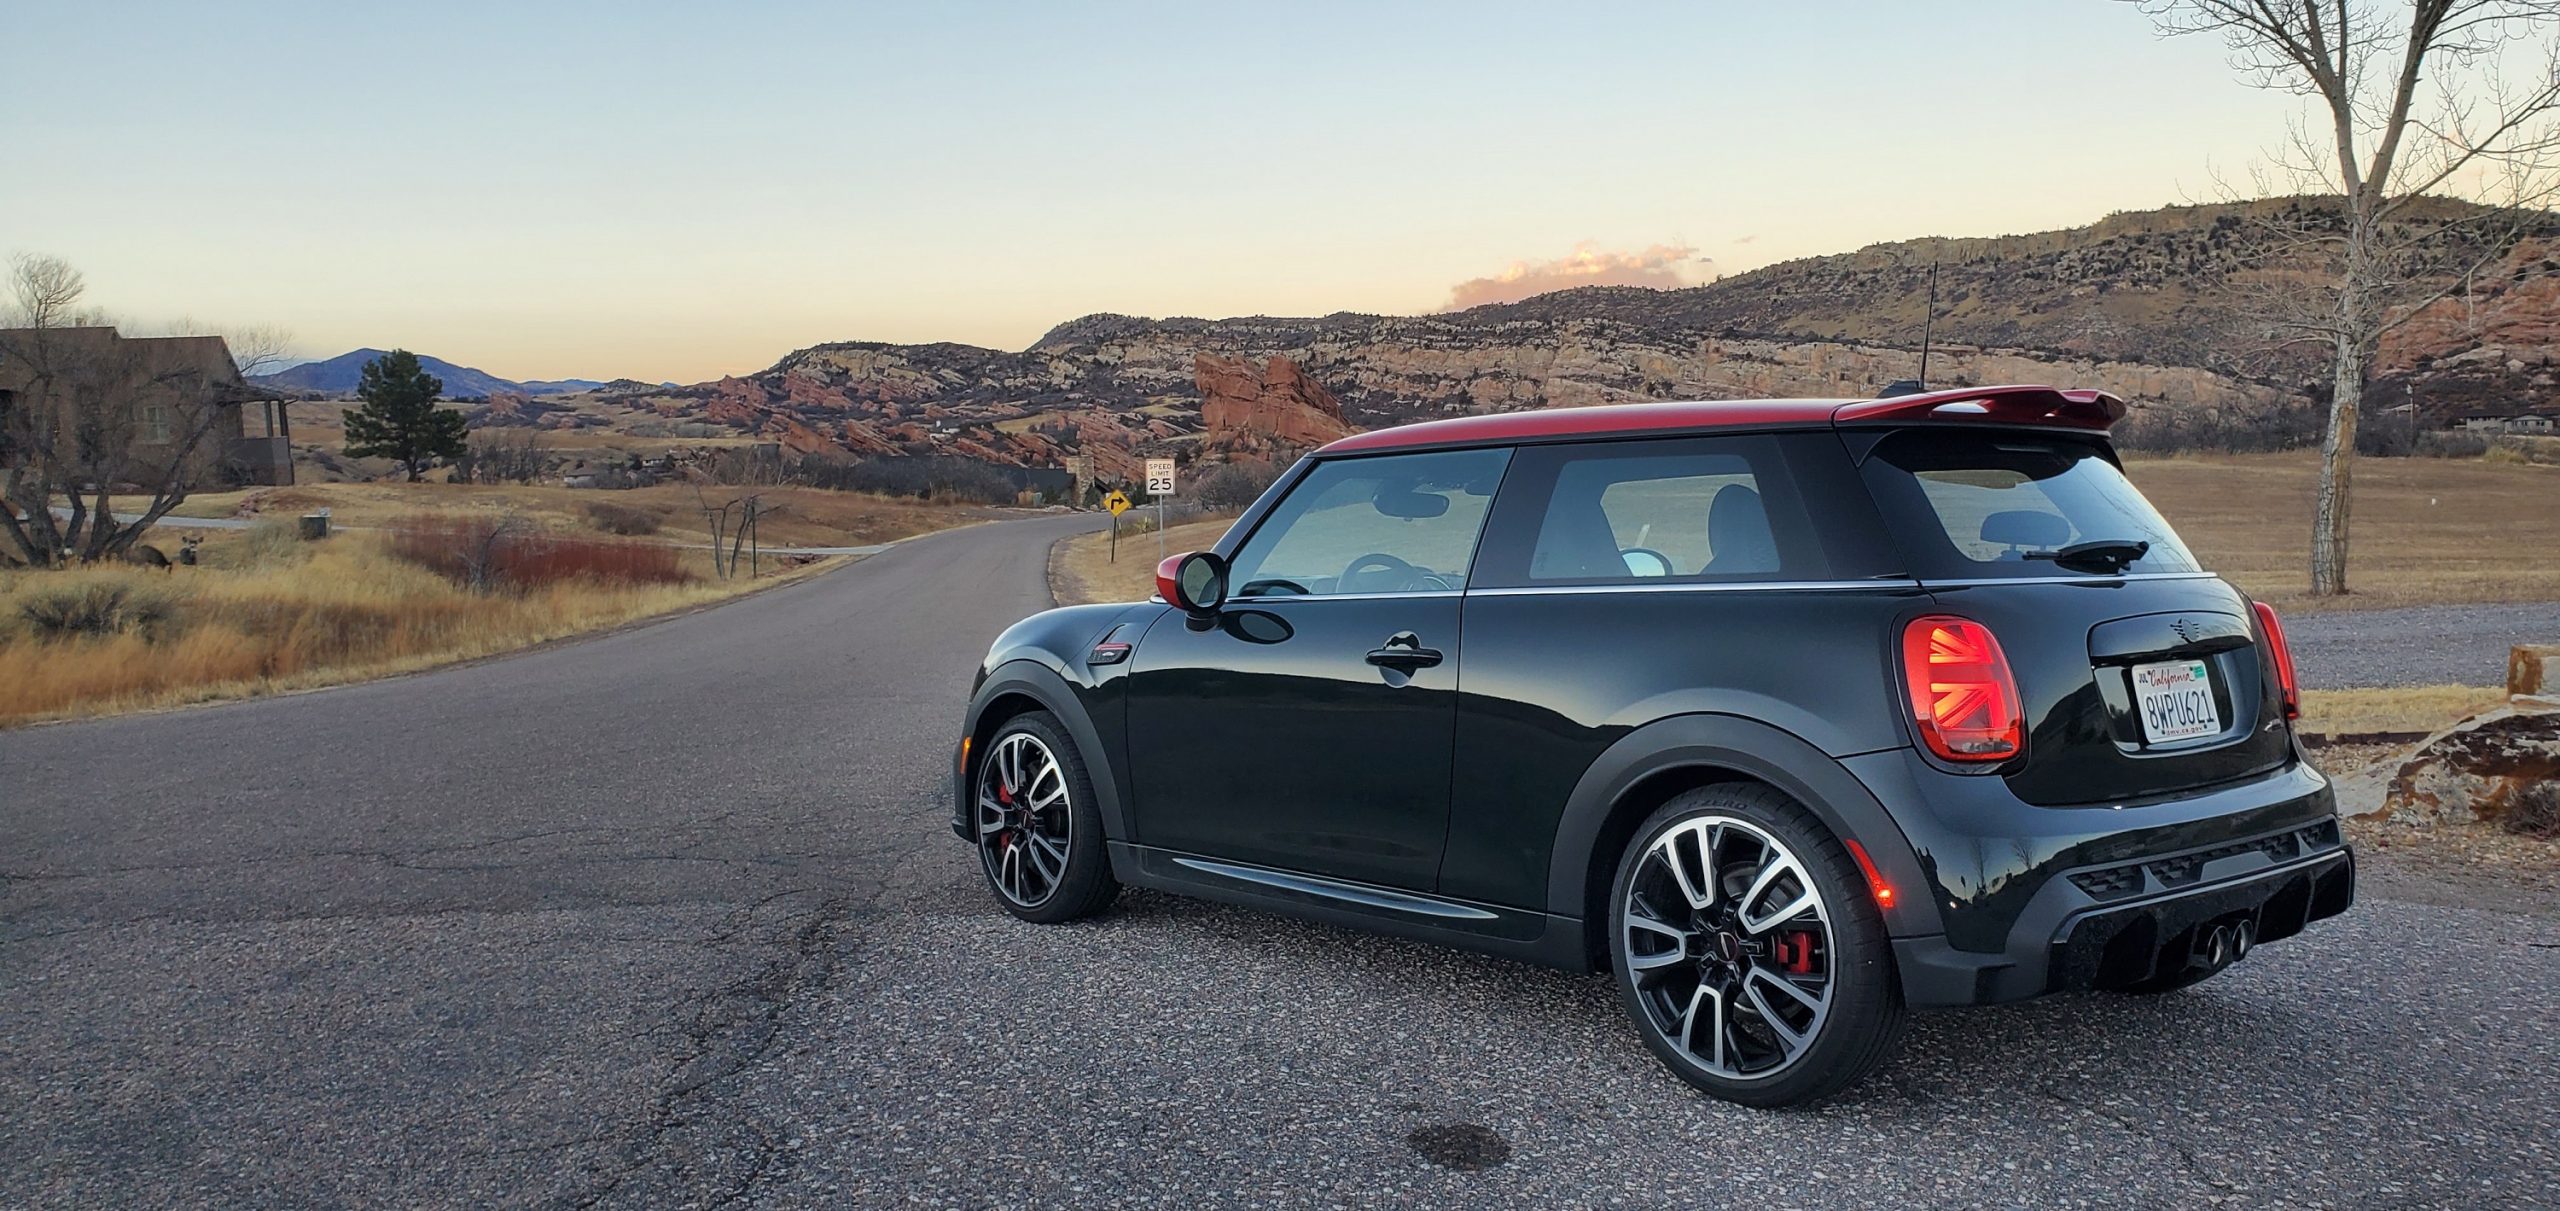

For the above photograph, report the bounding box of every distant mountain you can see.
[251,350,611,398]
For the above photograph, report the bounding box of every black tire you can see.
[973,711,1118,924]
[1606,783,1906,1108]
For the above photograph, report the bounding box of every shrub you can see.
[2503,782,2560,840]
[1195,461,1284,511]
[390,516,688,591]
[584,501,662,536]
[2414,431,2492,459]
[18,580,176,639]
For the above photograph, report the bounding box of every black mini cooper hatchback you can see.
[954,385,2354,1107]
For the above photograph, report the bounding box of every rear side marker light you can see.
[2251,601,2301,721]
[1901,615,2024,763]
[1844,838,1897,910]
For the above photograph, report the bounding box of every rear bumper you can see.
[1845,747,2354,1007]
[1894,834,2354,1005]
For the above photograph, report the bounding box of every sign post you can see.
[1145,459,1176,561]
[1102,488,1132,562]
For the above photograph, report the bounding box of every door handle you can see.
[1365,631,1443,670]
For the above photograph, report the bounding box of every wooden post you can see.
[2511,645,2557,700]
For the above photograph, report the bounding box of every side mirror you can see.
[1156,550,1228,615]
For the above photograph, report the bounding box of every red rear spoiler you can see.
[1832,385,2128,432]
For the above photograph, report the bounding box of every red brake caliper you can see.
[1774,932,1820,974]
[994,776,1014,851]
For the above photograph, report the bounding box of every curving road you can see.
[5,514,2556,1209]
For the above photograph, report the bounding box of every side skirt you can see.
[1108,841,1590,971]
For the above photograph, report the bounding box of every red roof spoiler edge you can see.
[1831,384,2129,431]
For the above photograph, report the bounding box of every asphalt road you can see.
[6,515,2557,1209]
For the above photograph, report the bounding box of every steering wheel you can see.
[1339,551,1421,594]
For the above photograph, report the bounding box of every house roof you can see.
[0,327,272,399]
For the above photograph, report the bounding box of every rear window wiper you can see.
[2026,538,2150,574]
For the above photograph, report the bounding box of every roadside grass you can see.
[2299,684,2506,737]
[158,481,988,550]
[1051,518,1236,605]
[2124,452,2560,610]
[0,530,834,727]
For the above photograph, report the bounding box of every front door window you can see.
[1224,448,1510,597]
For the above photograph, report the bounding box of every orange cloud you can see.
[1440,241,1705,311]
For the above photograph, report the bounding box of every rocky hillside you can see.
[573,197,2560,473]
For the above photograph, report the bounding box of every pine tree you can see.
[342,350,466,481]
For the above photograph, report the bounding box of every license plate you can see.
[2132,659,2220,743]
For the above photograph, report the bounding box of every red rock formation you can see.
[1195,355,1355,450]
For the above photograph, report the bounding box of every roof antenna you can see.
[1877,254,1940,399]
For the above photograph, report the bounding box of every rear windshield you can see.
[1859,432,2200,579]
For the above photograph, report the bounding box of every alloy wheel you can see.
[1619,814,1835,1081]
[975,731,1074,909]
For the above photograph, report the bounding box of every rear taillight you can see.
[1901,615,2024,763]
[2251,601,2301,721]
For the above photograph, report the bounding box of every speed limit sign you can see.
[1145,458,1176,496]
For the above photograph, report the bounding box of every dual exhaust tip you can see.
[2190,917,2257,972]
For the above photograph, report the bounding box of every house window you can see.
[142,404,173,444]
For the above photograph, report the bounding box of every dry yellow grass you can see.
[0,533,832,727]
[2298,684,2507,736]
[160,481,985,549]
[1051,518,1237,605]
[2125,452,2560,610]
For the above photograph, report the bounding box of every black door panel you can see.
[1126,596,1464,890]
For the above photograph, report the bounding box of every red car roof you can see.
[1314,384,2127,456]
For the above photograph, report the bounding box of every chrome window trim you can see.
[1466,579,1919,597]
[1226,589,1468,604]
[1917,572,2221,589]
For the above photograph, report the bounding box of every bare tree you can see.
[2133,0,2560,594]
[462,428,552,484]
[0,254,290,566]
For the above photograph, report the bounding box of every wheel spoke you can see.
[1742,889,1818,935]
[1028,832,1069,880]
[1739,853,1795,915]
[1623,906,1690,972]
[1660,825,1715,910]
[1000,843,1026,901]
[1678,983,1726,1070]
[1745,978,1815,1056]
[1748,966,1825,1012]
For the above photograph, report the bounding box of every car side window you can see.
[1472,436,1834,587]
[1224,448,1511,597]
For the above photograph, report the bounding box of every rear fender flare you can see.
[965,659,1127,841]
[1546,714,1940,939]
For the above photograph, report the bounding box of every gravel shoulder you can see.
[2286,599,2560,689]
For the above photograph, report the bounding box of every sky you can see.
[2,1,2309,384]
